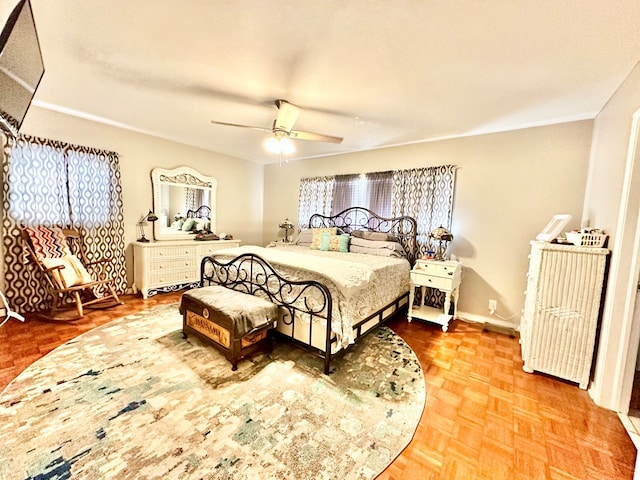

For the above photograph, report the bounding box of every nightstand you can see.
[408,259,462,331]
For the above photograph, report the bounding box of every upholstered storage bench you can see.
[180,285,278,370]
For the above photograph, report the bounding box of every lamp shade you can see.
[430,226,453,241]
[279,219,294,230]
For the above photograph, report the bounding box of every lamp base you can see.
[137,236,150,243]
[433,240,448,261]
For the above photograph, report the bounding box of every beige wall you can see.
[583,60,640,409]
[17,106,265,289]
[264,121,594,325]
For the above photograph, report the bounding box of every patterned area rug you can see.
[0,303,425,480]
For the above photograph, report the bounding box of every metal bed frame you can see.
[199,207,418,374]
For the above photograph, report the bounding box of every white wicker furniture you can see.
[133,239,240,298]
[520,241,609,389]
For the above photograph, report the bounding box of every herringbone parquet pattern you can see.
[0,293,636,479]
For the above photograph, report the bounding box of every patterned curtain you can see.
[184,187,204,213]
[2,134,127,313]
[297,175,335,230]
[392,165,457,309]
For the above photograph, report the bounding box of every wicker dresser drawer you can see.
[148,245,197,258]
[197,243,235,256]
[149,269,198,286]
[150,257,197,272]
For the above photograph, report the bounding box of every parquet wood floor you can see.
[0,294,636,479]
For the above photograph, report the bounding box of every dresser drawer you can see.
[150,269,197,286]
[150,257,197,272]
[410,271,453,290]
[148,245,197,259]
[197,241,239,256]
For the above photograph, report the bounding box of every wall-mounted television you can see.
[0,0,44,137]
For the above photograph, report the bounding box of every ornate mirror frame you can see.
[151,166,217,241]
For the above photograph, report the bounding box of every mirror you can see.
[151,166,217,241]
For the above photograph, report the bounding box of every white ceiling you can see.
[23,0,640,164]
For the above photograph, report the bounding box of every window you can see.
[2,134,127,313]
[298,165,456,257]
[331,172,393,217]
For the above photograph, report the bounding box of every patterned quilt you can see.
[211,245,411,348]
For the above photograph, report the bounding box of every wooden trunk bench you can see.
[179,285,278,370]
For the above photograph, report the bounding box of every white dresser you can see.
[133,239,240,298]
[408,259,462,331]
[520,241,608,389]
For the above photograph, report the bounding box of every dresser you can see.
[408,259,462,331]
[133,239,240,299]
[520,241,608,389]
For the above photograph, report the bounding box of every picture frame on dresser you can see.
[535,213,572,242]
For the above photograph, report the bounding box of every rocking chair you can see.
[22,226,123,320]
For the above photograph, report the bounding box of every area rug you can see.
[0,303,425,480]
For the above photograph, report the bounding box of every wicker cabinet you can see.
[133,239,240,298]
[520,241,608,389]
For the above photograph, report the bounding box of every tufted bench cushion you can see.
[180,285,278,370]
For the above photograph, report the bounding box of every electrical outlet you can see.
[489,299,497,315]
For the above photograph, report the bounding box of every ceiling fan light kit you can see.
[210,99,343,156]
[265,135,295,155]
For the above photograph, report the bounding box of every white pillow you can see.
[42,255,93,289]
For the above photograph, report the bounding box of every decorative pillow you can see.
[320,232,350,252]
[350,237,406,257]
[351,230,398,242]
[294,229,314,246]
[173,219,184,230]
[42,254,93,289]
[181,218,196,232]
[194,218,209,232]
[309,227,338,250]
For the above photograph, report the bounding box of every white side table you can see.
[408,259,462,331]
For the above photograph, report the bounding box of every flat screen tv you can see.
[0,0,44,137]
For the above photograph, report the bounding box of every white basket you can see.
[565,232,607,247]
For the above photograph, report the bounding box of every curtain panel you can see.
[391,165,457,257]
[297,175,335,230]
[2,134,127,313]
[330,171,393,217]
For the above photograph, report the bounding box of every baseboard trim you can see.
[457,311,520,334]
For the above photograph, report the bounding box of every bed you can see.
[199,207,418,374]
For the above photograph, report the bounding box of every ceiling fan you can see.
[210,99,343,154]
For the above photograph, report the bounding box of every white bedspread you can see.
[210,244,411,347]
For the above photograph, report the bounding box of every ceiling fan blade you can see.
[274,99,300,132]
[210,120,273,134]
[289,129,343,144]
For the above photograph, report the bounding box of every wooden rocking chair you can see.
[22,226,123,320]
